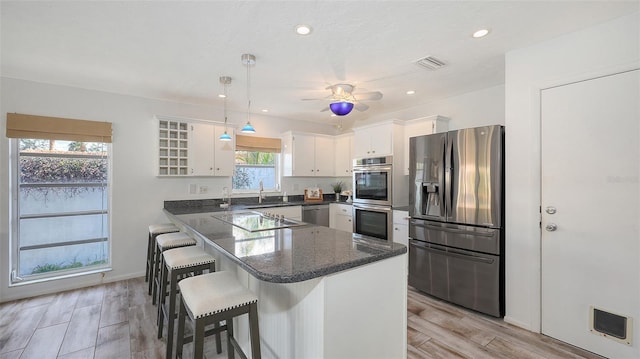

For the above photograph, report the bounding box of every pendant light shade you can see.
[241,53,257,134]
[219,76,232,141]
[329,101,354,116]
[219,131,232,141]
[241,122,256,133]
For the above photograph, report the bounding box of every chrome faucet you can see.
[258,180,264,204]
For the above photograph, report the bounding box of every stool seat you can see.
[163,246,215,270]
[180,271,258,319]
[149,223,179,235]
[156,232,197,250]
[146,223,180,285]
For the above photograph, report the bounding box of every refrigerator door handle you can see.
[445,133,453,219]
[439,135,446,218]
[410,240,495,264]
[417,222,496,237]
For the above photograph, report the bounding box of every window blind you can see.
[236,134,281,153]
[6,113,113,143]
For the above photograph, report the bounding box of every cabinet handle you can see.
[395,227,399,230]
[348,219,351,222]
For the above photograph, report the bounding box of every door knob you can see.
[545,223,558,232]
[545,206,557,214]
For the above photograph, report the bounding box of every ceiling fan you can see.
[303,83,383,116]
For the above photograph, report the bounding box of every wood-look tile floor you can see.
[0,277,604,359]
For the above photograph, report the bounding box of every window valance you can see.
[6,113,113,143]
[236,134,281,153]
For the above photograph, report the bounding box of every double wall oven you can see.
[352,156,393,241]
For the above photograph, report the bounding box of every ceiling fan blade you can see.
[354,91,383,101]
[320,107,330,112]
[354,102,369,112]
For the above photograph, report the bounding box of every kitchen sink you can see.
[211,211,307,232]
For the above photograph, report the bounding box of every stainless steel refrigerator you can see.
[408,125,504,317]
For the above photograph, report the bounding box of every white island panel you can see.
[204,242,407,359]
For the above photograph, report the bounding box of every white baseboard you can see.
[1,271,145,303]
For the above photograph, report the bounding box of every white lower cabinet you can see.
[329,203,353,233]
[392,210,409,247]
[254,206,302,221]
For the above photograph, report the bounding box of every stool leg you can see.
[157,263,168,336]
[166,269,179,359]
[145,232,153,282]
[152,245,162,304]
[226,319,235,359]
[194,318,205,359]
[148,239,157,295]
[249,303,261,359]
[176,298,187,359]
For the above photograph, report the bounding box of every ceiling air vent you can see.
[414,56,447,70]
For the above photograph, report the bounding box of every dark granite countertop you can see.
[164,208,406,283]
[164,196,351,215]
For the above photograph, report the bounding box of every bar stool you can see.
[147,224,180,289]
[176,271,261,359]
[152,232,197,304]
[157,246,216,359]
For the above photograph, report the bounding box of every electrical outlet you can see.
[199,185,208,194]
[189,184,197,194]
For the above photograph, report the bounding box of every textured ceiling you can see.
[1,1,637,126]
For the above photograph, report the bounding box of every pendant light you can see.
[219,76,232,141]
[241,53,256,134]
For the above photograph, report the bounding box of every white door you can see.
[541,70,639,358]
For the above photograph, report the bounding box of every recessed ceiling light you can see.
[406,90,416,95]
[473,29,490,38]
[295,24,312,36]
[261,109,269,113]
[218,94,226,98]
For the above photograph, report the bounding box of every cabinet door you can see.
[354,124,392,158]
[213,125,235,176]
[369,125,392,156]
[293,133,316,176]
[314,136,335,176]
[353,128,371,158]
[392,210,409,246]
[190,122,215,176]
[330,204,353,232]
[334,134,353,176]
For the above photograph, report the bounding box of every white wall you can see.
[361,84,505,129]
[504,12,639,331]
[0,78,339,302]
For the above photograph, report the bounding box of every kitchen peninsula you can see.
[163,206,408,359]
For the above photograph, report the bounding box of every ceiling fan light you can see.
[329,101,354,116]
[241,122,256,133]
[219,131,232,141]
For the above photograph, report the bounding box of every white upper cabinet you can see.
[213,125,235,176]
[190,122,235,176]
[282,131,335,177]
[403,115,449,175]
[334,133,354,176]
[353,121,404,159]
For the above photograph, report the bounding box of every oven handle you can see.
[409,240,495,264]
[353,203,393,212]
[410,220,496,237]
[353,165,393,173]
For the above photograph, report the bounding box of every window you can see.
[7,114,112,283]
[233,135,282,192]
[233,151,279,191]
